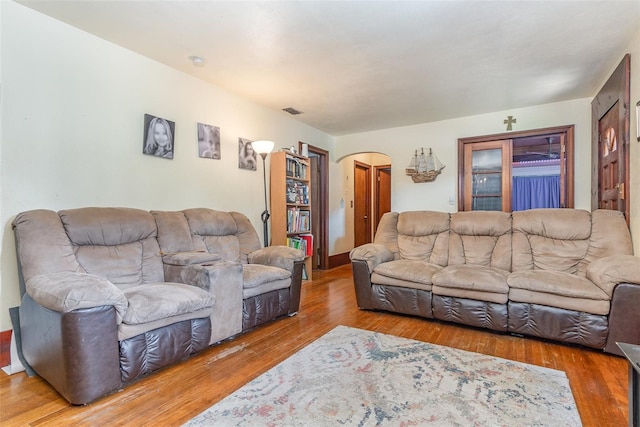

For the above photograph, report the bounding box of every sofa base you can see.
[370,284,433,318]
[243,288,291,331]
[433,295,508,332]
[120,317,211,383]
[508,302,608,349]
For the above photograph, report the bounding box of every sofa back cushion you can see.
[12,209,83,285]
[512,209,591,275]
[181,209,262,263]
[586,209,633,263]
[395,211,449,266]
[373,212,400,257]
[449,211,511,270]
[59,207,164,289]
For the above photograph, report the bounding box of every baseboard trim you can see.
[0,330,12,368]
[328,252,350,269]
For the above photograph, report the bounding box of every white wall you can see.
[335,98,594,214]
[0,2,333,331]
[331,153,390,255]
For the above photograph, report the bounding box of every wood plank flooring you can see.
[0,265,629,426]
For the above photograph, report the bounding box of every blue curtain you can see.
[512,175,560,211]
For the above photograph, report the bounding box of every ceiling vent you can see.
[282,107,303,115]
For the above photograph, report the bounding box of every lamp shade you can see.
[252,140,275,154]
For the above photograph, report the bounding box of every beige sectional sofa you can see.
[12,207,304,404]
[350,208,640,355]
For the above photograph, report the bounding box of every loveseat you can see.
[12,207,304,404]
[350,209,640,355]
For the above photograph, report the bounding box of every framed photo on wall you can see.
[197,123,221,159]
[238,137,257,170]
[143,114,175,159]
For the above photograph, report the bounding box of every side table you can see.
[618,342,640,427]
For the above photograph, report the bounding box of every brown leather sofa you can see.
[350,209,640,355]
[12,207,304,404]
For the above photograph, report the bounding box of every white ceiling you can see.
[18,1,640,136]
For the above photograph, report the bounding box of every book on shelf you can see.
[299,233,313,257]
[287,208,311,233]
[286,180,309,204]
[285,155,307,180]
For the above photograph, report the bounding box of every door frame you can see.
[300,143,329,270]
[458,125,575,211]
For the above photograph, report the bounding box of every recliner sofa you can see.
[350,208,640,355]
[12,207,304,404]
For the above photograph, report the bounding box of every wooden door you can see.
[591,54,630,220]
[374,165,391,235]
[462,140,512,211]
[354,161,372,247]
[598,107,621,210]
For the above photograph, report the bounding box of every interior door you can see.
[598,106,621,210]
[591,54,630,221]
[462,140,512,211]
[374,165,391,235]
[354,161,372,247]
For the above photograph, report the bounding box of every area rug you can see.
[184,326,581,426]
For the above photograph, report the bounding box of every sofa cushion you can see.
[151,210,195,253]
[432,265,510,304]
[432,265,509,293]
[242,264,291,298]
[508,270,610,315]
[122,283,214,325]
[396,211,449,266]
[512,209,591,275]
[448,211,511,271]
[372,259,442,288]
[60,207,165,289]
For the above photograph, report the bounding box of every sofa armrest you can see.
[248,246,304,272]
[164,260,243,344]
[25,272,128,324]
[162,251,221,266]
[586,255,640,296]
[350,243,394,273]
[20,293,121,404]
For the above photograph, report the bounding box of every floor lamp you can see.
[252,140,275,247]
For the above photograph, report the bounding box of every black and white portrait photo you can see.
[143,114,175,159]
[197,123,220,159]
[238,138,257,171]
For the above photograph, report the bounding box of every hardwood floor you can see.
[0,265,629,426]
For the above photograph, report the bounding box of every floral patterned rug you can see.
[184,326,581,426]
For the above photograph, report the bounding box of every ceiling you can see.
[18,1,640,136]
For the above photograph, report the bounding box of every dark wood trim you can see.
[0,330,12,368]
[300,143,330,270]
[373,164,391,236]
[328,252,351,268]
[591,54,630,222]
[458,125,575,211]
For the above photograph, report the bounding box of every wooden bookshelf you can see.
[270,150,313,280]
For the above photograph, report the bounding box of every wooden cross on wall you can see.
[504,116,516,131]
